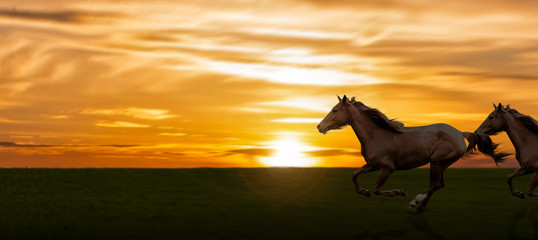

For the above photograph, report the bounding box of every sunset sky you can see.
[1,0,538,168]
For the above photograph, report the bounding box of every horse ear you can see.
[337,95,342,102]
[498,103,503,111]
[342,95,348,103]
[492,102,497,110]
[505,104,511,110]
[350,97,356,103]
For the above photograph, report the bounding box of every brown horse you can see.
[475,103,538,199]
[317,95,508,212]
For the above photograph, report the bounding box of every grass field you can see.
[0,168,536,240]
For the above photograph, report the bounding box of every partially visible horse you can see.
[475,103,538,199]
[317,95,508,212]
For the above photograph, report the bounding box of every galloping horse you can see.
[475,103,538,198]
[317,95,508,212]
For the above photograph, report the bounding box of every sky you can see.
[1,0,538,168]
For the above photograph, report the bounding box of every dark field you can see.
[0,168,536,240]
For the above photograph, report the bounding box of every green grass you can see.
[0,168,536,240]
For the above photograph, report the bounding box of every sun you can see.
[257,134,318,167]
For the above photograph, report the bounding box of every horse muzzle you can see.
[317,124,328,135]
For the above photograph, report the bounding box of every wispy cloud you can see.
[81,107,178,120]
[158,132,187,137]
[241,27,351,40]
[94,121,150,128]
[0,142,54,147]
[0,8,122,24]
[218,148,275,158]
[48,115,69,119]
[97,144,145,148]
[189,60,386,86]
[270,118,322,123]
[0,142,144,148]
[0,117,21,123]
[256,97,333,112]
[401,112,487,122]
[306,149,362,157]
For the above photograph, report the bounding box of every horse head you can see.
[317,95,352,134]
[475,103,508,135]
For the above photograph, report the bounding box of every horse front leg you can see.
[508,168,530,199]
[372,167,407,197]
[526,172,538,197]
[352,164,374,197]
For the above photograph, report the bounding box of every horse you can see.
[317,95,508,212]
[475,103,538,199]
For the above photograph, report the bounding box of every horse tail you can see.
[462,132,511,166]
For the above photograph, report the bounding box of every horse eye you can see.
[332,109,338,113]
[488,116,493,120]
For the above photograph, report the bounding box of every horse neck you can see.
[503,113,532,154]
[347,105,390,147]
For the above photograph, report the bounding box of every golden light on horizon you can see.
[257,133,319,167]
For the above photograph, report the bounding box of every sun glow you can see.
[257,134,319,167]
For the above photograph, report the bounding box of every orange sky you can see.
[1,0,538,168]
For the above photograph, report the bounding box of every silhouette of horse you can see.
[476,103,538,199]
[317,95,507,212]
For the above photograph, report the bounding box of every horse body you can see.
[401,124,468,169]
[503,116,538,170]
[318,95,505,212]
[476,103,538,198]
[361,124,467,170]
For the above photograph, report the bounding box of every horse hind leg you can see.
[526,172,538,197]
[508,168,530,199]
[409,162,447,212]
[372,167,407,197]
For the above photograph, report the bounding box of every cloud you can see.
[47,115,69,119]
[158,132,187,136]
[187,60,386,86]
[0,142,145,148]
[230,107,275,113]
[0,8,121,24]
[94,121,150,128]
[0,8,85,23]
[439,70,538,81]
[163,152,187,156]
[256,97,333,112]
[401,112,487,122]
[0,117,20,123]
[241,27,351,40]
[217,148,275,158]
[98,144,145,148]
[81,107,178,120]
[305,149,362,157]
[270,118,322,123]
[0,142,54,147]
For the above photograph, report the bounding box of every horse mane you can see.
[506,109,538,134]
[353,102,404,133]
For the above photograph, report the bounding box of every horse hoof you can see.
[408,199,417,209]
[411,207,424,213]
[512,191,525,199]
[401,189,407,197]
[357,189,371,197]
[408,201,424,213]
